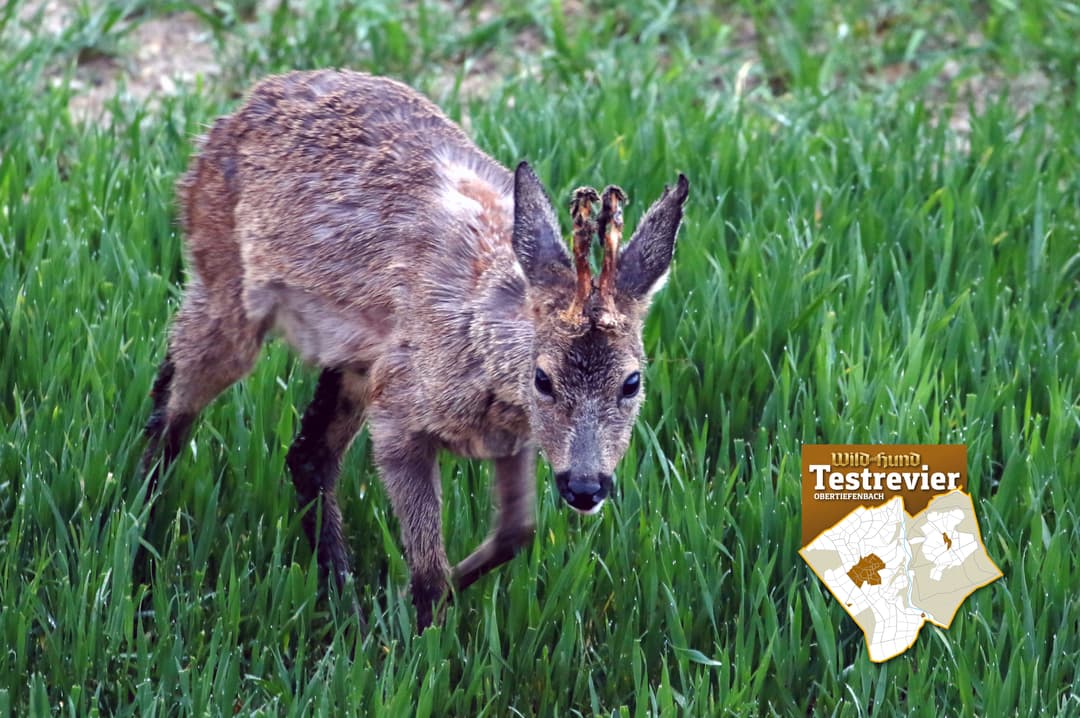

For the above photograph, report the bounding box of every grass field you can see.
[1,0,1079,715]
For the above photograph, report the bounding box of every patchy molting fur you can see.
[142,70,689,630]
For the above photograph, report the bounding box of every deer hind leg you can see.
[452,448,537,591]
[141,280,265,491]
[286,368,369,590]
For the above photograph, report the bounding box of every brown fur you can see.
[142,70,689,630]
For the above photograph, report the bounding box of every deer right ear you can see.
[512,162,572,286]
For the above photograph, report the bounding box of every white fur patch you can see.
[436,151,513,218]
[511,261,526,281]
[571,499,606,516]
[438,159,481,218]
[440,184,484,218]
[642,269,670,303]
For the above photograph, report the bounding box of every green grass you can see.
[2,0,1079,715]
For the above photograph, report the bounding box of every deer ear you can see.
[512,161,572,286]
[616,174,689,301]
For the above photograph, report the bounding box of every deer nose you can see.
[555,472,613,514]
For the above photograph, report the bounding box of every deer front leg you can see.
[373,436,449,631]
[452,448,537,591]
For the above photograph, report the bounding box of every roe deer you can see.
[142,70,689,629]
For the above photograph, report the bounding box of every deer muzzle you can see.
[555,471,613,514]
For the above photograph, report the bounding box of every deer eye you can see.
[622,371,641,398]
[534,367,554,397]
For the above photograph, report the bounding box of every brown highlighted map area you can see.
[847,554,886,587]
[942,533,952,549]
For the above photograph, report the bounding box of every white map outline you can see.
[800,489,1002,662]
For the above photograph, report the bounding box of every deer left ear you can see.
[615,174,689,302]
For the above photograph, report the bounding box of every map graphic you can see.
[800,490,1002,662]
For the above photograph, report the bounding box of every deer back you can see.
[177,70,535,452]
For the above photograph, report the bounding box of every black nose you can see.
[555,472,613,513]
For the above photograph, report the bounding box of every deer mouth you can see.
[555,472,613,514]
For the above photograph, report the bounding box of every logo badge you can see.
[799,445,1002,662]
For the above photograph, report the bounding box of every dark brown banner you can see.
[801,444,967,546]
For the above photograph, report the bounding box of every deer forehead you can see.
[536,329,642,384]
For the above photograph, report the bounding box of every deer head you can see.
[511,162,689,514]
